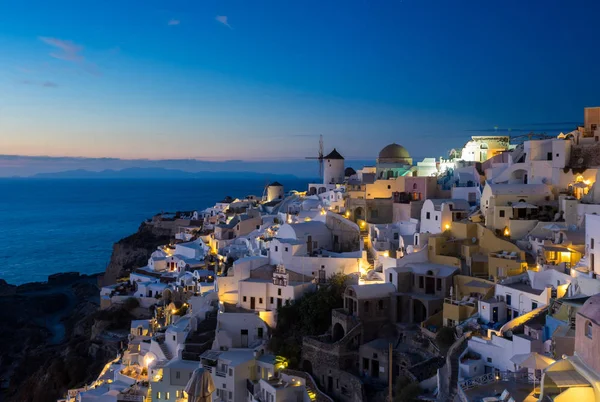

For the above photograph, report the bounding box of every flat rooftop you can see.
[462,380,537,402]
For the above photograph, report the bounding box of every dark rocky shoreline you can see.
[0,222,169,402]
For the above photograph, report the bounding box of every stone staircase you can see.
[437,334,469,402]
[158,342,172,360]
[282,369,334,402]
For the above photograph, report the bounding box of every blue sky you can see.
[0,0,599,164]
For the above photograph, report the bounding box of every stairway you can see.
[159,342,172,360]
[437,335,469,402]
[447,338,468,400]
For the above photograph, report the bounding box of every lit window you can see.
[165,392,170,400]
[157,392,161,399]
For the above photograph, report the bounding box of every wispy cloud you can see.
[39,36,100,76]
[168,19,180,26]
[20,80,58,88]
[216,15,232,29]
[39,37,84,62]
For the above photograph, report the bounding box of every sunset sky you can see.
[1,0,599,164]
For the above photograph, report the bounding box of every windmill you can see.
[305,134,324,178]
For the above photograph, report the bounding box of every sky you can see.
[1,0,599,170]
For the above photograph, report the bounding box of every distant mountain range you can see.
[29,167,301,181]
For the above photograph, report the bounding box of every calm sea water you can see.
[0,178,309,285]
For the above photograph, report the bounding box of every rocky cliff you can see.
[0,221,168,402]
[103,222,171,285]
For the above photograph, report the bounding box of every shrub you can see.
[123,297,140,312]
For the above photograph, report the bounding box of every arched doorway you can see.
[413,299,427,323]
[511,169,528,184]
[355,207,364,220]
[308,187,317,195]
[318,187,327,194]
[332,323,345,342]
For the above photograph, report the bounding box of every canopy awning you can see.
[512,201,539,209]
[545,370,590,388]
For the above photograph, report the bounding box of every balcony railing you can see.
[215,370,227,378]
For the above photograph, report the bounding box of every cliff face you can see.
[0,222,167,402]
[103,223,171,285]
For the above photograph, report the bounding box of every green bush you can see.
[123,297,140,312]
[268,273,350,366]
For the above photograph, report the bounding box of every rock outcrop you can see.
[103,223,171,285]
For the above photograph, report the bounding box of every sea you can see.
[0,178,310,285]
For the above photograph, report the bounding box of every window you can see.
[436,278,442,291]
[270,297,274,304]
[278,289,282,296]
[426,212,431,219]
[165,392,170,400]
[499,210,505,218]
[176,391,181,398]
[587,321,593,339]
[378,300,384,310]
[419,276,424,288]
[229,391,233,400]
[256,225,260,229]
[592,238,595,250]
[506,294,512,306]
[157,392,162,400]
[285,247,288,252]
[173,335,176,341]
[387,185,391,189]
[435,215,438,221]
[364,301,370,313]
[389,273,393,283]
[176,371,180,379]
[229,368,233,376]
[547,152,553,160]
[243,296,247,302]
[487,357,492,363]
[275,246,278,252]
[258,327,264,339]
[259,298,263,304]
[532,302,538,310]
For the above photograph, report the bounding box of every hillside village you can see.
[61,107,600,402]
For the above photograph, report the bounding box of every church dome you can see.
[379,143,410,160]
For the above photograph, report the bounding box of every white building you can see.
[323,148,345,185]
[265,182,285,203]
[200,349,261,402]
[150,358,200,402]
[586,213,600,277]
[238,265,314,315]
[419,199,470,234]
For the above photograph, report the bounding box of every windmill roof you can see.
[324,148,344,160]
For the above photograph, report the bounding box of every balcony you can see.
[215,370,227,378]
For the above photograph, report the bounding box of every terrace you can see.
[459,371,539,402]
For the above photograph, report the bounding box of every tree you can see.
[268,274,350,367]
[122,297,140,312]
[435,326,456,350]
